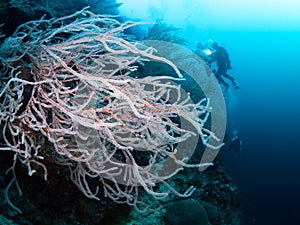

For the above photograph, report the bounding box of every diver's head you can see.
[212,42,219,50]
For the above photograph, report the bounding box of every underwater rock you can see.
[164,199,210,225]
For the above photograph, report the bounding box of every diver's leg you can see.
[223,72,240,89]
[216,69,229,90]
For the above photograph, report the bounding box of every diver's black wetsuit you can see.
[209,43,239,89]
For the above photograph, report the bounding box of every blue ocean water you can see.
[205,31,300,225]
[121,1,300,224]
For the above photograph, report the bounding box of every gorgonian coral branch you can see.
[0,8,221,213]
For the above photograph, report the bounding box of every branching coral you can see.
[0,8,221,213]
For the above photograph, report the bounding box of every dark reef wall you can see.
[0,0,121,37]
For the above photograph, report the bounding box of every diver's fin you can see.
[232,80,240,89]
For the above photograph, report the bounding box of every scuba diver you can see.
[208,42,240,91]
[228,128,242,157]
[222,126,243,158]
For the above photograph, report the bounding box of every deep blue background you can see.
[206,31,300,225]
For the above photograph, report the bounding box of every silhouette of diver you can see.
[229,128,242,156]
[208,42,240,91]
